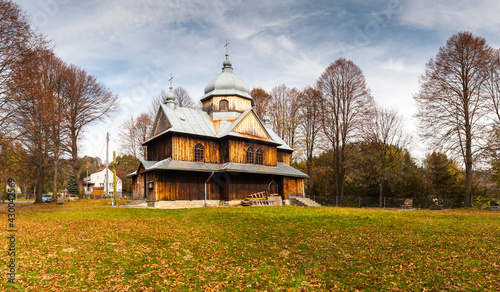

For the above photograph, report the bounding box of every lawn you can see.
[1,200,499,291]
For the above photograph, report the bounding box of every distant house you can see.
[128,53,308,206]
[83,167,123,197]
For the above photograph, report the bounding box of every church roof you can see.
[200,54,252,102]
[145,105,292,150]
[128,158,308,178]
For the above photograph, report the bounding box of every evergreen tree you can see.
[66,172,78,195]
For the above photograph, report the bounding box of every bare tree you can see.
[269,85,301,161]
[414,31,493,207]
[299,86,322,177]
[365,106,410,207]
[118,115,139,159]
[251,87,272,118]
[118,113,153,160]
[63,65,119,194]
[135,113,153,159]
[484,49,500,158]
[317,58,374,205]
[173,87,197,109]
[148,93,163,121]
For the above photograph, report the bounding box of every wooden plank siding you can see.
[202,95,252,113]
[172,136,220,163]
[134,169,304,201]
[149,171,220,201]
[277,151,291,165]
[228,140,277,166]
[132,164,148,200]
[226,173,278,200]
[153,109,171,136]
[233,112,268,138]
[282,177,305,199]
[146,135,173,161]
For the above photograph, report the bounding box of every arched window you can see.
[255,148,264,165]
[219,99,229,111]
[246,147,255,164]
[194,144,205,162]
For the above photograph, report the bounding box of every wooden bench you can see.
[400,198,413,210]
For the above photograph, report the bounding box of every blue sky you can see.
[16,0,500,162]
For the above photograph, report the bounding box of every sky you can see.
[15,0,500,162]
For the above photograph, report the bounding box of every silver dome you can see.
[201,54,252,101]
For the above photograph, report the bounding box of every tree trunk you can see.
[465,114,473,208]
[71,134,81,196]
[465,158,473,207]
[379,179,383,208]
[34,169,44,204]
[53,144,59,198]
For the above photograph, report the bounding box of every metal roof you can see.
[144,106,290,150]
[162,104,217,137]
[263,123,293,151]
[130,158,308,178]
[201,54,252,101]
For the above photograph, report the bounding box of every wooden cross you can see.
[224,40,230,54]
[169,74,174,87]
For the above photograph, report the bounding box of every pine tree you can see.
[66,172,78,195]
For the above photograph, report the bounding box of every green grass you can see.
[1,201,499,291]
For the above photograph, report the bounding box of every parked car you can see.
[67,194,79,201]
[42,194,52,203]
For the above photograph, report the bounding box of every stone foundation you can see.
[151,200,243,209]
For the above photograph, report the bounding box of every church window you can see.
[219,99,229,111]
[256,148,264,165]
[194,144,205,162]
[246,147,255,164]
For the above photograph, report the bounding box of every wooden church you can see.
[129,53,307,207]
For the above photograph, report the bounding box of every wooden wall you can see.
[278,151,291,165]
[145,134,279,166]
[149,170,220,201]
[134,168,305,202]
[146,135,172,161]
[172,136,220,163]
[233,113,268,138]
[132,165,148,200]
[228,140,277,166]
[153,110,171,136]
[202,95,252,113]
[224,173,276,200]
[282,177,305,199]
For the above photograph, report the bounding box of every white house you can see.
[83,167,123,197]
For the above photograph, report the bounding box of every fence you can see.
[311,195,458,209]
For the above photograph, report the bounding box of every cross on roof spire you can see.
[169,74,174,88]
[224,40,230,55]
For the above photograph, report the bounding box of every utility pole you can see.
[105,132,109,203]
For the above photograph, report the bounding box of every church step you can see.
[289,196,322,207]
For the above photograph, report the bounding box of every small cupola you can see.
[164,75,177,110]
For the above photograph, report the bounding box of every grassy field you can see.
[0,200,499,291]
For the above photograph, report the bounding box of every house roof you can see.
[128,158,308,178]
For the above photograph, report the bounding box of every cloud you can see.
[400,0,500,32]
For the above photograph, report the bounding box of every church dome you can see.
[201,54,252,101]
